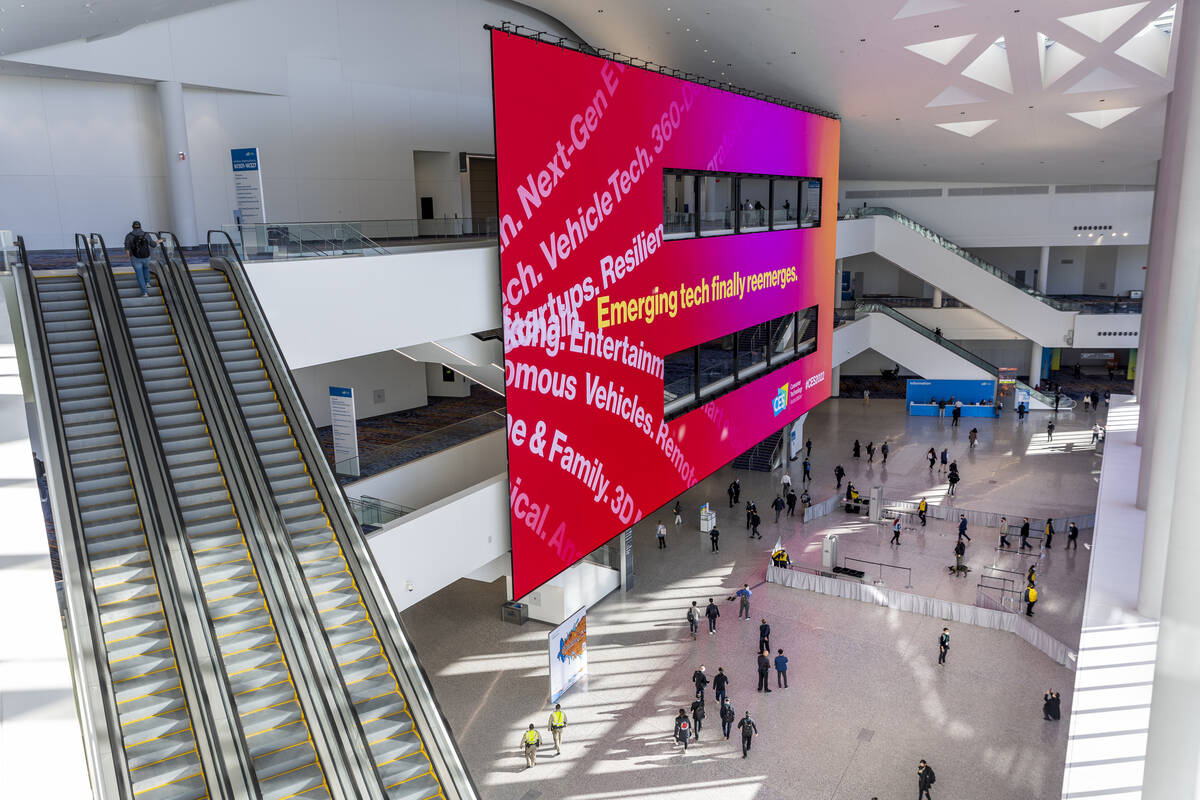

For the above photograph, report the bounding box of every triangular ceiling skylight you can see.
[1115,18,1173,75]
[1041,37,1086,87]
[893,0,968,20]
[926,86,987,107]
[1067,106,1141,129]
[1064,66,1139,93]
[1058,2,1149,42]
[935,119,997,137]
[906,34,977,65]
[961,40,1013,92]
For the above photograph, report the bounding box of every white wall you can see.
[1073,315,1142,350]
[1,0,575,248]
[840,181,1153,248]
[413,150,463,221]
[1083,247,1118,295]
[291,350,427,427]
[246,243,501,370]
[831,314,995,380]
[346,430,506,510]
[839,349,916,376]
[425,362,471,398]
[1115,246,1149,296]
[1047,247,1087,294]
[368,475,510,612]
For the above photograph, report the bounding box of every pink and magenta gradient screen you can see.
[493,31,840,598]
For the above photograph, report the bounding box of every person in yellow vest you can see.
[1024,584,1038,617]
[520,723,541,768]
[547,703,567,755]
[918,498,928,527]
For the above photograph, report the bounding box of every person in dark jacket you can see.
[802,457,812,484]
[880,441,889,464]
[689,698,705,739]
[692,666,708,701]
[1044,519,1055,549]
[1020,517,1032,550]
[673,709,691,750]
[713,667,729,705]
[710,526,720,553]
[917,760,936,799]
[758,619,771,653]
[852,439,861,459]
[728,481,736,508]
[866,441,875,463]
[1067,521,1079,550]
[720,698,736,739]
[705,599,720,634]
[774,649,789,688]
[957,514,971,542]
[786,489,797,517]
[737,711,758,757]
[947,466,960,496]
[772,494,785,523]
[1043,690,1062,721]
[834,463,845,488]
[953,539,966,575]
[750,509,762,539]
[756,651,771,693]
[745,500,753,530]
[938,628,950,665]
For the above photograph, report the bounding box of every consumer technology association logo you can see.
[773,384,789,416]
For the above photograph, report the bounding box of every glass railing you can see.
[221,217,499,262]
[859,207,1138,315]
[347,495,414,529]
[856,302,1074,409]
[332,410,505,480]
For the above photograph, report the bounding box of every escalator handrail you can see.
[83,233,261,799]
[150,234,377,800]
[204,228,482,800]
[13,249,132,800]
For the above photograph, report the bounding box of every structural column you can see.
[1036,246,1049,293]
[931,288,943,309]
[1029,343,1043,384]
[1136,0,1200,621]
[1134,160,1172,426]
[155,81,199,246]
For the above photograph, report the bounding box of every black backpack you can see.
[131,233,151,259]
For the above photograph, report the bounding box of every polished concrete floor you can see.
[401,399,1104,800]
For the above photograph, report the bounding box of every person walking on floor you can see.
[548,704,567,755]
[954,539,966,576]
[927,447,937,471]
[947,466,960,496]
[1092,423,1101,444]
[750,510,762,539]
[853,439,861,459]
[957,514,971,542]
[805,438,813,458]
[1044,519,1055,549]
[786,489,797,518]
[1027,563,1037,587]
[728,481,736,508]
[781,472,792,495]
[756,650,771,693]
[673,501,682,528]
[774,649,789,688]
[834,463,845,489]
[1043,690,1062,721]
[866,441,875,463]
[890,516,902,546]
[1020,517,1032,550]
[720,698,735,740]
[687,601,701,640]
[1024,584,1038,616]
[710,526,720,552]
[999,516,1011,548]
[1047,419,1056,442]
[968,428,978,448]
[692,665,708,701]
[713,667,729,705]
[918,497,928,527]
[802,457,812,485]
[881,441,890,465]
[917,760,936,799]
[938,628,950,665]
[1067,521,1079,549]
[745,501,753,530]
[732,479,741,505]
[758,619,771,653]
[863,388,870,407]
[939,448,949,475]
[736,584,752,619]
[673,709,692,751]
[521,724,542,768]
[772,494,785,523]
[737,711,758,757]
[656,520,667,549]
[952,404,962,427]
[705,598,720,634]
[689,697,705,740]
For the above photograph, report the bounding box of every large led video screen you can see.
[492,30,840,599]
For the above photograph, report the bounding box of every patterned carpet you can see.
[315,384,505,483]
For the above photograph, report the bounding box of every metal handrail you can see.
[842,556,913,589]
[204,228,481,799]
[83,232,259,797]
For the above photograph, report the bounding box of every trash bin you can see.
[501,601,528,625]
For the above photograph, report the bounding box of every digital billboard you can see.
[492,30,840,598]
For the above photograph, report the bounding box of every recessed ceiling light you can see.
[1123,232,1129,236]
[859,37,867,42]
[1028,105,1034,109]
[1099,98,1106,102]
[597,8,603,12]
[791,50,797,54]
[933,23,940,28]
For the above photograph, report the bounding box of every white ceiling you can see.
[0,0,241,57]
[523,0,1182,184]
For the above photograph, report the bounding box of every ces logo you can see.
[773,384,789,416]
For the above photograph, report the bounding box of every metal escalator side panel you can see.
[23,271,209,800]
[111,271,333,800]
[195,259,475,799]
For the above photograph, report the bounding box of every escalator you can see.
[15,261,215,799]
[167,233,474,800]
[93,254,333,800]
